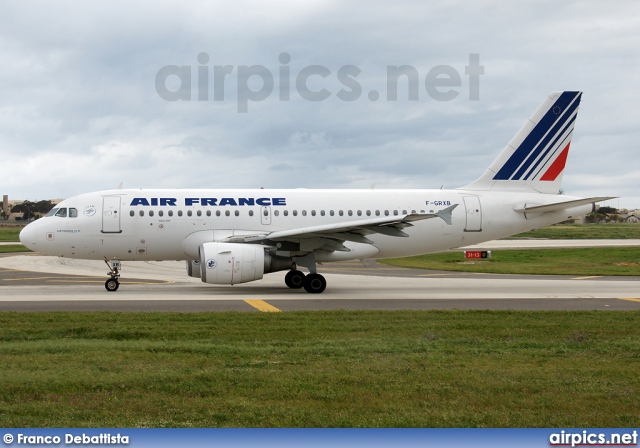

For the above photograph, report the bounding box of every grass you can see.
[0,226,22,242]
[512,223,640,239]
[0,244,30,253]
[381,247,640,276]
[0,311,638,428]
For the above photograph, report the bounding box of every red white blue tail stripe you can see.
[493,91,581,182]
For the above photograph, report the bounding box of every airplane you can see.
[19,91,613,293]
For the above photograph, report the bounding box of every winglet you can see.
[435,204,458,225]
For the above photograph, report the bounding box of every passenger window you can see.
[284,210,289,216]
[311,210,316,216]
[302,210,307,216]
[168,210,173,217]
[139,210,144,217]
[339,210,343,216]
[366,210,371,216]
[216,210,221,217]
[375,210,380,216]
[149,210,154,217]
[393,210,399,216]
[159,210,164,217]
[384,210,389,216]
[197,210,202,217]
[130,210,135,217]
[249,210,254,217]
[330,210,334,216]
[347,210,352,216]
[403,210,408,214]
[357,210,362,216]
[320,210,325,216]
[235,210,239,216]
[206,210,211,217]
[225,210,230,217]
[187,210,192,217]
[178,210,183,217]
[274,210,279,216]
[293,210,298,216]
[55,208,67,218]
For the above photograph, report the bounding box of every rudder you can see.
[463,91,582,193]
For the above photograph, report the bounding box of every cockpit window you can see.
[69,208,78,218]
[54,208,68,218]
[45,208,59,217]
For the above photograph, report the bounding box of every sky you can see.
[1,0,638,210]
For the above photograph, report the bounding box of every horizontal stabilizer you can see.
[514,196,616,214]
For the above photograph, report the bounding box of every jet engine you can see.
[198,242,291,285]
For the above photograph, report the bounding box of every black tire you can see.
[105,278,119,292]
[303,273,326,294]
[285,270,305,289]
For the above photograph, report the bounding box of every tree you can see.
[11,200,54,217]
[597,206,618,214]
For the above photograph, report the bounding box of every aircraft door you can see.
[102,196,122,233]
[463,196,482,232]
[261,206,271,225]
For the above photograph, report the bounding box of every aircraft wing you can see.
[231,204,458,251]
[514,197,616,214]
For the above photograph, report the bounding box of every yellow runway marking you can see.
[571,276,602,280]
[620,298,640,303]
[244,299,281,312]
[418,274,449,277]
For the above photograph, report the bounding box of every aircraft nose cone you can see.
[19,223,38,251]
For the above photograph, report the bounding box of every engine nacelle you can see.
[186,259,202,279]
[199,242,266,285]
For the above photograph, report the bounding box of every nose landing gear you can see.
[104,257,121,292]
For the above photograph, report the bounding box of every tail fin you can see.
[463,91,582,193]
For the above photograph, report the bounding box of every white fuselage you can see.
[20,188,591,262]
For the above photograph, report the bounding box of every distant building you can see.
[625,214,640,223]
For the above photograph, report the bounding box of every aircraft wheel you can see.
[303,273,326,294]
[285,270,305,289]
[105,278,119,292]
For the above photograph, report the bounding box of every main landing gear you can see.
[284,268,327,294]
[104,258,121,292]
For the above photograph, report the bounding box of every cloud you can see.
[0,0,638,211]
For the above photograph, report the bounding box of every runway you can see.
[0,253,639,311]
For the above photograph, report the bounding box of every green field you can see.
[0,244,30,253]
[512,223,640,239]
[381,247,640,276]
[0,311,638,427]
[0,226,22,242]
